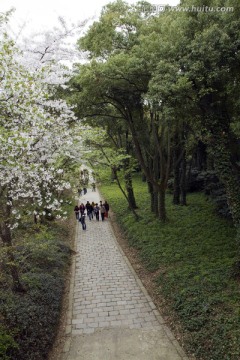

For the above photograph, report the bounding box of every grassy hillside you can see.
[100,174,240,360]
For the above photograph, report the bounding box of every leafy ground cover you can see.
[0,199,74,360]
[100,174,240,360]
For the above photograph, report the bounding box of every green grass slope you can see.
[100,174,240,360]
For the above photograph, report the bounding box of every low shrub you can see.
[0,209,73,360]
[0,273,64,360]
[0,325,18,360]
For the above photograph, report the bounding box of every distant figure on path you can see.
[74,205,79,220]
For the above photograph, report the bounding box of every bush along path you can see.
[60,188,189,360]
[0,213,74,360]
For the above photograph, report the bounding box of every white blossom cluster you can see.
[12,16,86,85]
[0,26,79,229]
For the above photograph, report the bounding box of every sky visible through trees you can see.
[1,0,179,36]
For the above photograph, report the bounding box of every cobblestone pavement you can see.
[61,189,189,360]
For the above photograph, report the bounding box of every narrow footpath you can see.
[61,189,189,360]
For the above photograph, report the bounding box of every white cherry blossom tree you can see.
[0,15,82,291]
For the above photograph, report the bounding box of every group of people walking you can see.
[74,200,109,229]
[77,187,87,196]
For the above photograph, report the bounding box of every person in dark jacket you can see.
[74,205,79,220]
[85,201,93,220]
[103,201,109,218]
[79,203,85,215]
[94,203,100,221]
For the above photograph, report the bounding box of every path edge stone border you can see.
[62,222,79,354]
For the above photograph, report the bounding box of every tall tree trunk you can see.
[153,153,160,216]
[158,184,167,222]
[142,173,146,182]
[113,168,139,220]
[155,116,171,221]
[196,140,207,171]
[125,110,170,221]
[123,131,137,209]
[147,157,158,214]
[124,171,137,209]
[180,150,187,206]
[0,212,25,292]
[148,181,156,213]
[172,139,181,205]
[153,186,159,216]
[123,159,137,209]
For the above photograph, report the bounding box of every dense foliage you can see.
[0,204,73,360]
[68,0,240,266]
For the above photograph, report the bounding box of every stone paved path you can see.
[61,189,189,360]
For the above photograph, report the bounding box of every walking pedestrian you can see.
[74,205,79,220]
[79,212,86,230]
[94,203,100,221]
[100,203,106,221]
[103,201,109,218]
[85,201,93,220]
[79,203,85,215]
